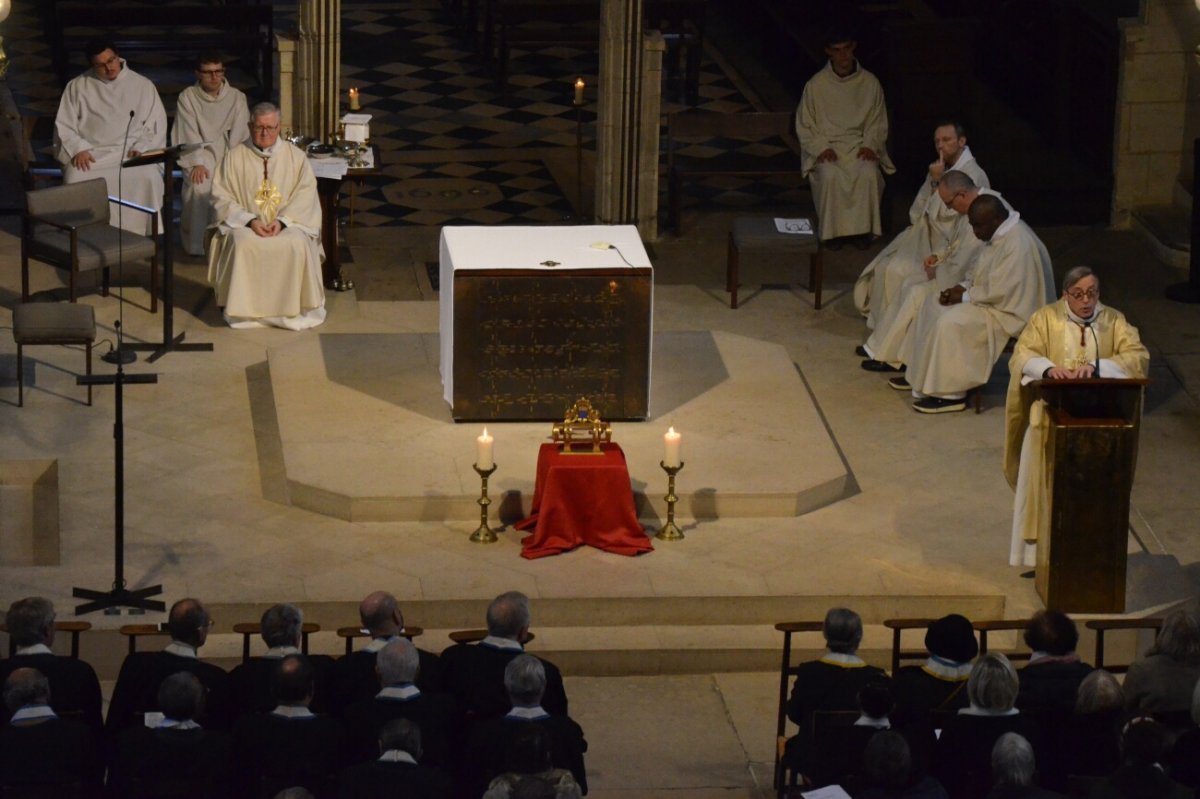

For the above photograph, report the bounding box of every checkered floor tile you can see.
[11,0,805,227]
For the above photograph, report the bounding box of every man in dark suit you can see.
[331,590,441,712]
[784,607,890,777]
[110,671,235,798]
[0,667,102,794]
[1016,609,1093,713]
[229,603,335,719]
[0,596,103,738]
[440,590,567,720]
[106,597,233,734]
[460,654,587,796]
[234,654,347,797]
[341,637,459,769]
[338,718,452,798]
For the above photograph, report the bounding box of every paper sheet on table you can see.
[801,786,852,799]
[309,158,349,179]
[775,217,814,235]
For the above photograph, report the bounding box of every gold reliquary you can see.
[551,398,612,454]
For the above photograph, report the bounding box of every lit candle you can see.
[348,87,360,111]
[574,77,585,105]
[476,427,494,470]
[663,426,681,468]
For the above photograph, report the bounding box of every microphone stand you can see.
[102,110,137,366]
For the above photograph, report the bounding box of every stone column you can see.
[275,32,297,133]
[295,0,341,142]
[595,0,663,238]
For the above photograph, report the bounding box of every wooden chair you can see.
[974,618,1033,664]
[335,626,425,656]
[1085,617,1163,674]
[882,618,938,675]
[0,620,91,658]
[21,178,159,311]
[772,621,824,798]
[12,302,96,407]
[232,622,322,663]
[118,624,169,655]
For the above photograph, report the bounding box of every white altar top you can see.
[438,225,653,407]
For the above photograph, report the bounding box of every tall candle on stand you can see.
[476,427,494,470]
[663,427,681,467]
[574,77,585,105]
[349,87,361,111]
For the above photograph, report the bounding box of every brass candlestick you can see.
[470,463,499,543]
[656,461,685,541]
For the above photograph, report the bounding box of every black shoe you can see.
[861,359,901,373]
[888,376,911,391]
[854,345,868,357]
[912,396,967,414]
[852,235,873,251]
[824,238,844,251]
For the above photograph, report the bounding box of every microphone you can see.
[102,110,139,365]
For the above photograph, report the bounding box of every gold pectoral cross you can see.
[254,157,282,221]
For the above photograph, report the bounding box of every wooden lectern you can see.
[1028,378,1149,613]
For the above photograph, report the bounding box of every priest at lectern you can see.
[1003,266,1149,567]
[207,102,325,330]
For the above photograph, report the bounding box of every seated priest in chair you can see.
[207,102,325,330]
[1003,266,1148,567]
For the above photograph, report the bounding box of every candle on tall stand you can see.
[657,427,685,541]
[573,77,584,219]
[349,87,361,111]
[471,428,498,543]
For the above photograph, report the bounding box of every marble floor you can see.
[2,209,1200,795]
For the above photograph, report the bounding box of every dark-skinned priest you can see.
[1003,266,1148,566]
[207,101,325,330]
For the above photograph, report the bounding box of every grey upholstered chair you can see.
[21,178,159,311]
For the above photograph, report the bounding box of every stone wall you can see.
[1112,0,1199,225]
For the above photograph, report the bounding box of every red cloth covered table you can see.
[515,443,654,559]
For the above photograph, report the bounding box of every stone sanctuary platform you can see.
[270,323,849,523]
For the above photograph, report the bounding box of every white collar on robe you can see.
[959,705,1019,717]
[264,645,302,658]
[946,146,976,175]
[271,704,316,719]
[1065,303,1103,326]
[250,140,280,157]
[10,705,57,723]
[379,750,418,764]
[506,705,551,720]
[195,80,232,104]
[165,641,199,658]
[989,211,1022,241]
[377,684,421,701]
[854,714,891,728]
[363,635,403,653]
[922,656,972,680]
[15,644,53,656]
[481,635,523,652]
[819,652,867,667]
[827,61,860,81]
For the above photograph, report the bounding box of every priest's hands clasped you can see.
[939,285,965,306]
[248,219,285,238]
[1043,365,1095,380]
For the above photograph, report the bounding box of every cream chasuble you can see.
[207,140,325,330]
[171,81,250,256]
[903,215,1054,398]
[854,150,990,327]
[795,61,895,241]
[1003,301,1148,565]
[54,60,166,236]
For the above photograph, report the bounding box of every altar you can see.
[439,225,653,421]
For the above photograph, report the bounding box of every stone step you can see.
[1132,204,1189,269]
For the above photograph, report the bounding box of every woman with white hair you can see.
[934,653,1044,799]
[1123,607,1200,720]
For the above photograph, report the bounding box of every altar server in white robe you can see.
[54,40,166,236]
[171,53,249,256]
[860,172,1007,373]
[207,102,325,330]
[795,31,895,247]
[854,122,989,328]
[1003,267,1148,566]
[893,194,1054,414]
